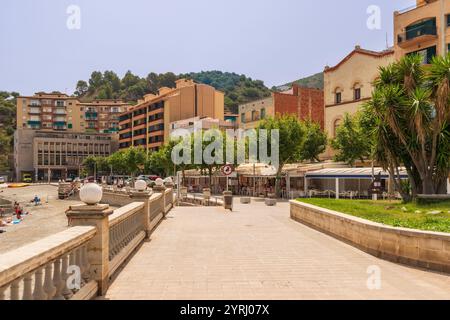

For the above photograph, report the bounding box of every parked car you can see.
[0,176,6,184]
[22,173,32,183]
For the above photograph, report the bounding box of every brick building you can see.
[239,84,324,130]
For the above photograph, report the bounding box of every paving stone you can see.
[105,200,450,300]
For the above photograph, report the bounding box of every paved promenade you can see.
[106,199,450,300]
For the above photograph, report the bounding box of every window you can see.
[241,113,246,123]
[354,88,361,101]
[333,118,343,137]
[408,46,436,64]
[447,14,450,27]
[335,92,342,104]
[261,108,266,119]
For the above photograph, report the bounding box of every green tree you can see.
[88,71,104,91]
[107,151,128,175]
[363,53,450,199]
[122,147,147,178]
[75,80,88,97]
[82,156,98,176]
[299,121,327,162]
[331,113,371,166]
[257,114,305,196]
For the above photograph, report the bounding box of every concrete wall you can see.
[290,200,450,273]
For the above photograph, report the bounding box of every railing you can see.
[108,202,146,276]
[164,188,173,212]
[397,25,437,44]
[0,187,174,300]
[149,193,163,221]
[0,226,96,300]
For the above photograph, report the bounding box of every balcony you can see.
[54,109,67,115]
[397,23,437,48]
[28,108,41,115]
[53,126,67,131]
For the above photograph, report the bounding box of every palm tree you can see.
[363,53,450,200]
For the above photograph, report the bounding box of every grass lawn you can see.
[297,198,450,233]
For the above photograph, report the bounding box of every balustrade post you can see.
[130,190,151,239]
[153,181,167,215]
[66,203,112,296]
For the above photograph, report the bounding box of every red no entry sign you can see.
[221,164,234,176]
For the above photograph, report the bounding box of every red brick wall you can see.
[273,85,324,129]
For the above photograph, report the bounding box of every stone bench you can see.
[240,197,251,204]
[265,198,277,206]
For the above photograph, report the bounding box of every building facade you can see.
[169,116,236,136]
[322,46,395,159]
[394,0,449,63]
[239,97,274,130]
[16,92,130,133]
[14,129,118,181]
[239,84,324,130]
[118,79,224,152]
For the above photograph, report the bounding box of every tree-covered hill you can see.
[0,91,19,174]
[75,70,272,114]
[273,72,324,91]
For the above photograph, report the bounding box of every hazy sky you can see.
[0,0,414,95]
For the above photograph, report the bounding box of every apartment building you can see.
[322,46,395,159]
[118,79,224,152]
[16,92,130,133]
[239,84,324,130]
[169,116,236,136]
[14,129,118,181]
[394,0,449,63]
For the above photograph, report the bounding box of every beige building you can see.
[169,116,236,135]
[119,79,224,152]
[16,92,130,133]
[239,97,274,130]
[394,0,449,63]
[14,129,118,181]
[323,46,395,159]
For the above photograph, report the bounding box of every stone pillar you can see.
[66,204,113,295]
[130,190,151,239]
[153,185,166,214]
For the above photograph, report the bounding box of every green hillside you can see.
[76,70,272,114]
[274,72,324,91]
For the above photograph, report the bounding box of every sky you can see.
[0,0,415,96]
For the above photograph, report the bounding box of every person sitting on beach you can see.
[33,195,41,206]
[16,208,23,220]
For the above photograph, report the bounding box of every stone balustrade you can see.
[0,188,175,300]
[149,193,164,231]
[164,188,174,213]
[0,226,96,300]
[108,202,146,276]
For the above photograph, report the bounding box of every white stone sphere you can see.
[135,179,147,191]
[79,183,103,205]
[164,177,173,184]
[155,178,164,187]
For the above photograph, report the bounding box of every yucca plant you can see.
[362,53,450,201]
